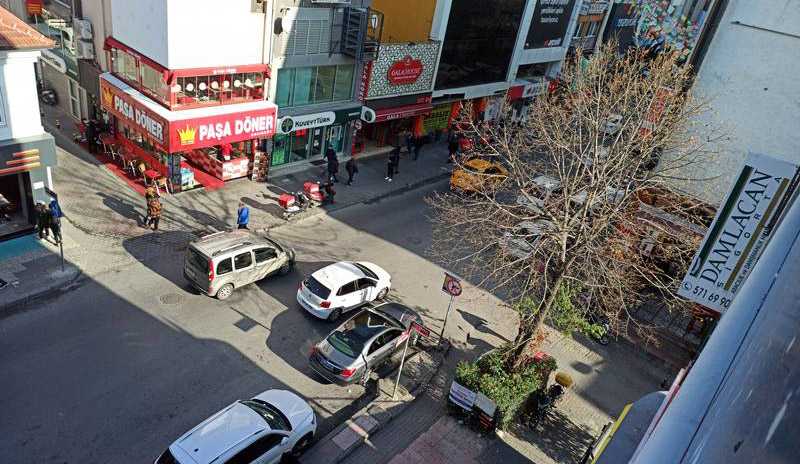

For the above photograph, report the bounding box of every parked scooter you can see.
[280,190,311,220]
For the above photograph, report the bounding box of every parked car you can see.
[184,230,295,300]
[515,175,562,214]
[499,220,554,260]
[155,389,316,464]
[309,302,423,386]
[450,158,508,193]
[297,261,391,321]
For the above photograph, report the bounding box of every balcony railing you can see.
[340,7,383,62]
[579,1,609,15]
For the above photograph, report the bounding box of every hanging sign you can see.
[678,153,799,313]
[388,56,424,86]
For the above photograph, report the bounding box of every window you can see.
[234,252,253,270]
[356,278,376,289]
[217,258,233,275]
[225,434,283,464]
[367,330,400,355]
[112,49,138,84]
[304,276,331,299]
[333,65,354,101]
[314,66,336,103]
[240,399,292,430]
[276,65,355,108]
[254,248,277,263]
[140,62,168,101]
[337,281,358,296]
[67,79,81,119]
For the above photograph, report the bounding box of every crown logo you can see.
[177,125,196,145]
[101,86,114,108]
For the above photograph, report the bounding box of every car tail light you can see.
[320,301,331,309]
[208,259,214,282]
[341,367,356,378]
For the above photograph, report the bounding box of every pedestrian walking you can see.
[323,180,336,204]
[49,198,63,244]
[85,119,97,154]
[345,156,358,185]
[386,147,399,182]
[147,197,162,231]
[404,131,414,156]
[326,147,340,183]
[237,201,250,230]
[36,202,51,239]
[413,135,423,161]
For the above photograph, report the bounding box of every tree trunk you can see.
[511,268,566,371]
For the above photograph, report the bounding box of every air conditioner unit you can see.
[73,18,93,40]
[76,40,95,60]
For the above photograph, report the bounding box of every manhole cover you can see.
[160,293,184,305]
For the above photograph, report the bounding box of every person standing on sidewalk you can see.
[447,131,458,163]
[237,201,250,229]
[49,198,63,244]
[404,130,414,156]
[386,147,399,182]
[326,147,340,183]
[413,135,423,161]
[36,202,51,240]
[85,119,97,154]
[147,197,162,231]
[345,156,358,185]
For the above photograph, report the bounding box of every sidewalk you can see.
[40,105,452,241]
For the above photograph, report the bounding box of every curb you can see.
[301,341,451,464]
[0,267,84,316]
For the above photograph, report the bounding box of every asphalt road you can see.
[0,179,462,464]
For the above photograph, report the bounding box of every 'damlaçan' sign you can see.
[387,56,424,86]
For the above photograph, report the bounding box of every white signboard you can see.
[679,153,798,313]
[277,112,335,134]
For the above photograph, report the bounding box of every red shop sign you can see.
[169,108,277,152]
[100,78,168,147]
[388,56,424,86]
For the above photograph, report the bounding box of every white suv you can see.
[297,261,391,321]
[155,390,315,464]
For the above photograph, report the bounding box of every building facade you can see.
[267,0,377,170]
[0,7,58,241]
[97,0,278,191]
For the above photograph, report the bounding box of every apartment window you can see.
[276,65,354,108]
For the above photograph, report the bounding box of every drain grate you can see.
[159,293,184,305]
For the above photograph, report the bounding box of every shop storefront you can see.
[0,134,57,240]
[99,73,277,191]
[271,107,361,168]
[359,41,440,150]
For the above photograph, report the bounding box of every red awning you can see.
[374,103,433,123]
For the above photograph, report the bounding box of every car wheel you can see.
[216,284,234,300]
[328,308,342,322]
[377,287,388,300]
[279,261,293,275]
[290,433,313,458]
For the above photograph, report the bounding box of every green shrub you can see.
[454,348,556,429]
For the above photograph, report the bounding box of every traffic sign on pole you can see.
[442,273,462,296]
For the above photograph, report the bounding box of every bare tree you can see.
[428,45,721,369]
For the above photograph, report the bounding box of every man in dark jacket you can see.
[49,199,63,244]
[326,148,339,183]
[447,132,458,163]
[386,147,400,182]
[413,136,423,161]
[36,203,51,239]
[345,156,358,185]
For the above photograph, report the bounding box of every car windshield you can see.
[328,312,392,358]
[264,237,284,252]
[351,262,378,279]
[240,399,292,431]
[305,276,331,299]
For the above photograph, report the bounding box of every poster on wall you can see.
[678,153,799,313]
[525,0,577,49]
[603,1,639,53]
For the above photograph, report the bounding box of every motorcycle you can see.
[528,384,565,429]
[280,190,311,220]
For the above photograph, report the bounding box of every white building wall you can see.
[683,0,800,204]
[0,51,45,140]
[111,0,265,69]
[82,0,113,71]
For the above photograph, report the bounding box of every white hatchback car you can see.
[297,261,391,321]
[155,390,316,464]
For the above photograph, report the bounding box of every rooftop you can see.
[0,7,54,51]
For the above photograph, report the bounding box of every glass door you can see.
[290,129,310,162]
[327,124,344,154]
[310,126,325,158]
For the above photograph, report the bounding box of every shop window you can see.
[314,66,336,103]
[112,48,138,84]
[276,69,293,107]
[175,72,265,108]
[140,62,168,102]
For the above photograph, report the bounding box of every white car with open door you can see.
[297,261,392,321]
[154,389,316,464]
